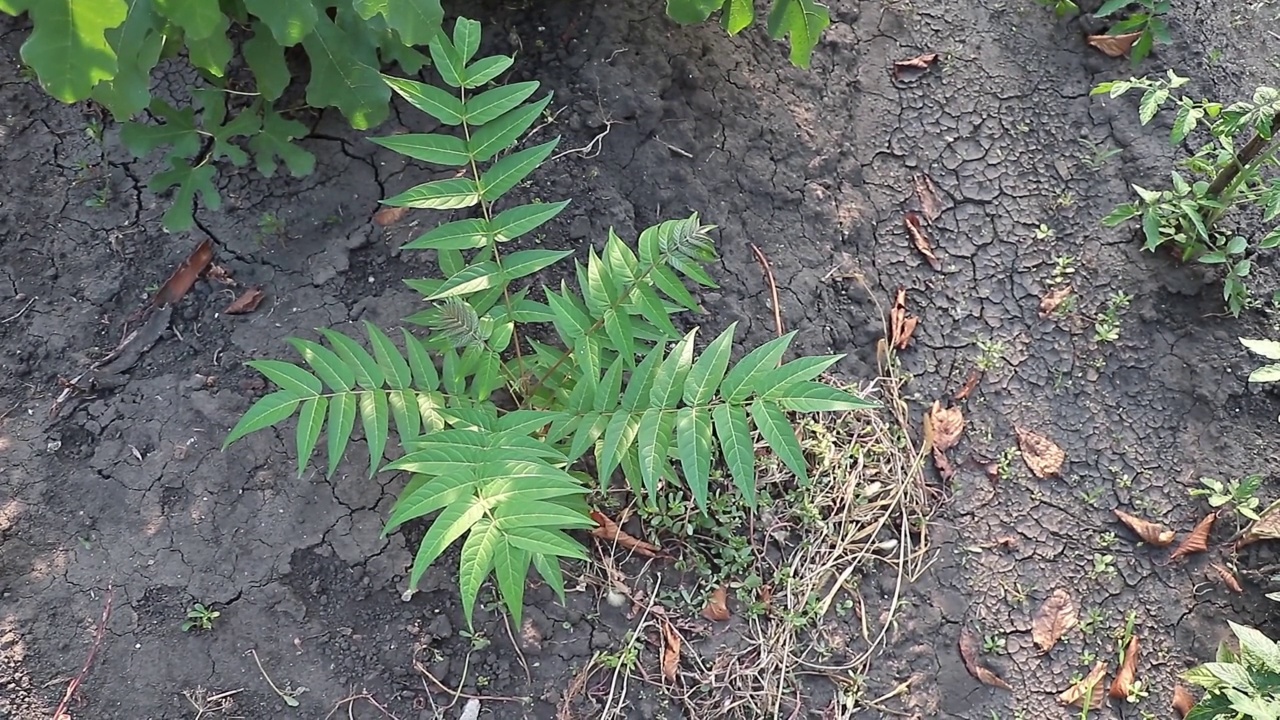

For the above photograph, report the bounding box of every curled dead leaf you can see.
[952,368,982,401]
[1040,285,1074,318]
[890,287,919,350]
[1058,660,1108,709]
[932,447,956,481]
[1211,563,1243,593]
[590,511,663,558]
[893,52,940,80]
[958,627,1012,690]
[926,401,965,453]
[1015,427,1065,478]
[1113,509,1176,547]
[224,287,264,315]
[904,213,942,271]
[1109,635,1139,699]
[701,586,731,622]
[154,238,214,307]
[1032,588,1078,653]
[1170,513,1215,560]
[1238,499,1280,548]
[1172,685,1195,718]
[1087,32,1142,58]
[373,205,410,226]
[205,263,236,286]
[913,173,944,222]
[658,618,680,682]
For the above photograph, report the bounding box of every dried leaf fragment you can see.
[1211,563,1243,593]
[1087,32,1142,58]
[1113,509,1176,547]
[154,238,214,307]
[1172,685,1195,717]
[658,618,680,682]
[1040,285,1074,318]
[913,173,944,222]
[1170,513,1215,560]
[905,213,942,271]
[701,586,731,621]
[958,627,1012,690]
[893,52,940,80]
[590,511,663,558]
[925,401,965,453]
[1015,427,1065,478]
[205,263,236,286]
[1032,589,1078,653]
[1058,660,1108,709]
[890,287,919,350]
[952,368,982,401]
[373,205,410,226]
[1109,635,1139,699]
[1238,499,1280,548]
[224,287,264,315]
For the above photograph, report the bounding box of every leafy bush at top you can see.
[224,17,877,628]
[1094,71,1280,315]
[1,0,441,231]
[1183,622,1280,719]
[665,0,831,68]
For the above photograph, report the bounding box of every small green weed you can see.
[983,634,1006,655]
[1191,475,1262,521]
[1080,138,1124,169]
[975,339,1008,371]
[1036,0,1079,18]
[1183,623,1280,718]
[182,603,220,632]
[1093,291,1132,343]
[1080,607,1106,635]
[1090,553,1117,579]
[1035,223,1055,240]
[1049,255,1077,285]
[1094,0,1172,65]
[995,447,1019,481]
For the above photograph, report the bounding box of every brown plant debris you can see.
[373,205,410,226]
[1211,563,1243,593]
[1172,685,1195,718]
[1238,499,1280,548]
[590,511,663,558]
[1170,513,1215,560]
[893,52,940,80]
[1109,635,1139,699]
[205,263,236,286]
[658,617,680,682]
[952,368,982,401]
[905,212,942,271]
[1039,285,1074,317]
[224,287,265,315]
[1015,426,1065,478]
[154,238,214,307]
[1113,509,1176,547]
[701,586,731,622]
[890,287,919,350]
[1087,32,1142,58]
[958,627,1011,691]
[925,401,965,453]
[750,243,784,338]
[1032,589,1078,653]
[913,173,944,221]
[1058,660,1108,709]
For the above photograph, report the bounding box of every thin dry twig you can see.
[183,687,244,720]
[1,296,36,324]
[551,120,621,161]
[325,691,402,720]
[750,243,784,338]
[412,648,524,705]
[52,586,114,720]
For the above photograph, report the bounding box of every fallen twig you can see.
[1,296,35,324]
[750,243,784,338]
[247,649,304,708]
[52,586,114,720]
[325,691,401,720]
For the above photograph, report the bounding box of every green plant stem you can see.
[1207,132,1280,224]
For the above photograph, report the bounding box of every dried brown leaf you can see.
[913,173,944,222]
[952,368,982,401]
[1211,563,1243,593]
[893,52,940,80]
[1172,685,1195,717]
[658,618,680,682]
[1113,509,1176,547]
[590,511,663,558]
[1170,513,1215,560]
[890,287,919,350]
[701,586,731,621]
[223,287,264,315]
[1015,427,1065,478]
[926,401,965,453]
[1109,635,1139,699]
[373,205,410,226]
[520,618,543,649]
[1087,32,1142,58]
[1239,499,1280,548]
[958,627,1012,690]
[205,263,236,286]
[1039,285,1074,318]
[904,213,942,271]
[154,238,214,307]
[1032,589,1078,653]
[932,447,956,481]
[1058,660,1108,709]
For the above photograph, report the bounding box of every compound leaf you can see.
[243,24,291,101]
[318,329,384,389]
[467,94,553,163]
[462,54,513,88]
[427,23,464,87]
[365,322,412,390]
[429,261,503,300]
[411,495,487,589]
[775,381,878,412]
[383,75,464,125]
[401,329,440,390]
[453,17,481,63]
[598,412,638,482]
[480,138,560,201]
[721,332,796,402]
[288,337,355,391]
[636,407,672,497]
[489,200,570,242]
[385,472,478,532]
[295,396,327,476]
[246,359,322,396]
[751,399,807,482]
[756,354,843,397]
[713,403,756,506]
[463,82,540,126]
[651,330,697,408]
[302,12,390,130]
[359,389,389,476]
[506,526,587,560]
[492,500,595,531]
[388,388,421,440]
[249,109,315,177]
[765,0,830,68]
[21,0,127,103]
[223,391,300,447]
[243,0,316,45]
[501,249,572,284]
[370,133,471,166]
[676,406,714,509]
[326,391,358,477]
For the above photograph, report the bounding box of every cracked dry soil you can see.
[4,0,1280,718]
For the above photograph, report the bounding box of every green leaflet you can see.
[301,12,390,130]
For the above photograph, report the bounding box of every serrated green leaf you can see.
[532,551,567,601]
[21,0,128,103]
[429,261,503,300]
[756,354,842,397]
[684,322,736,405]
[361,325,408,391]
[636,407,672,497]
[666,0,726,24]
[410,495,487,589]
[765,0,830,68]
[546,288,591,341]
[90,0,161,118]
[676,407,714,509]
[250,109,315,177]
[721,332,796,402]
[223,391,300,447]
[247,359,322,396]
[359,390,389,475]
[568,412,607,462]
[462,55,513,88]
[506,526,588,559]
[751,399,807,482]
[622,342,664,410]
[489,200,570,242]
[385,472,479,532]
[501,249,573,283]
[651,330,697,408]
[467,94,553,162]
[712,403,755,506]
[774,381,878,412]
[383,74,464,126]
[492,500,595,530]
[599,412,639,483]
[401,329,440,390]
[289,338,355,391]
[441,348,465,395]
[457,518,499,625]
[242,24,290,101]
[370,133,471,166]
[651,264,701,312]
[302,13,390,130]
[185,14,232,75]
[243,0,316,45]
[480,138,559,201]
[319,329,384,389]
[388,388,421,442]
[151,158,219,232]
[463,81,540,125]
[492,540,529,626]
[154,0,220,39]
[383,178,481,210]
[295,396,327,476]
[596,361,624,412]
[326,391,357,477]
